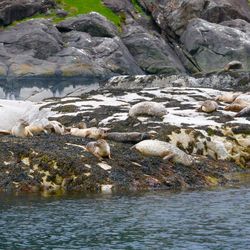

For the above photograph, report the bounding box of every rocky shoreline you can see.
[0,0,250,194]
[0,82,250,194]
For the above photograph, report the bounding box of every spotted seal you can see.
[86,139,111,160]
[129,101,167,118]
[215,92,241,103]
[131,139,193,166]
[11,120,33,138]
[224,94,250,112]
[105,131,157,143]
[198,100,218,113]
[70,127,110,139]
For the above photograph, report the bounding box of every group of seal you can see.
[196,92,250,117]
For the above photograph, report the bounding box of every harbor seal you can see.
[11,120,33,138]
[223,61,243,71]
[105,131,157,143]
[215,92,241,103]
[45,121,66,135]
[224,94,250,112]
[131,139,193,166]
[70,127,110,139]
[197,100,218,113]
[129,101,167,118]
[86,139,111,160]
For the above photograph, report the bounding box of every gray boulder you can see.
[122,23,185,74]
[0,17,143,80]
[0,0,56,26]
[60,31,143,76]
[56,12,118,38]
[0,19,62,60]
[102,0,134,13]
[180,18,250,72]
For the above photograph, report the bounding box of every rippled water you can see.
[0,187,250,249]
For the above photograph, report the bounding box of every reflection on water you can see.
[0,187,250,249]
[0,77,100,101]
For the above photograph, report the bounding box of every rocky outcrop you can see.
[138,0,250,37]
[56,12,118,38]
[180,18,250,72]
[0,1,250,81]
[121,22,185,74]
[1,86,250,193]
[0,0,56,26]
[0,16,142,80]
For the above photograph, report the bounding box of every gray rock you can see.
[0,17,143,80]
[104,71,250,91]
[180,18,250,72]
[138,0,250,36]
[221,19,250,36]
[56,12,118,38]
[55,9,68,18]
[102,0,134,13]
[60,31,143,76]
[0,19,62,60]
[0,0,56,26]
[121,23,186,74]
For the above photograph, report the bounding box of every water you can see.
[0,77,100,101]
[0,187,250,249]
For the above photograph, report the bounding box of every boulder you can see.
[0,19,62,60]
[122,23,185,74]
[137,0,250,36]
[0,17,143,80]
[221,19,250,35]
[7,55,58,78]
[60,31,143,76]
[56,12,118,38]
[180,18,250,72]
[102,0,134,13]
[0,0,56,26]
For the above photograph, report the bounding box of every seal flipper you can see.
[163,152,175,161]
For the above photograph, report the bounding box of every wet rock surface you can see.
[0,86,249,194]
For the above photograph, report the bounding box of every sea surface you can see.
[0,186,250,249]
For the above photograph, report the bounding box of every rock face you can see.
[0,15,143,80]
[138,0,250,36]
[0,0,56,26]
[181,18,250,72]
[122,22,186,74]
[0,1,250,80]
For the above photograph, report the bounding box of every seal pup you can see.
[86,139,111,160]
[70,127,110,139]
[197,100,218,113]
[11,120,33,138]
[131,139,193,166]
[129,101,167,118]
[215,92,241,103]
[105,131,157,143]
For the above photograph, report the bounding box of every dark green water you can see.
[0,187,250,249]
